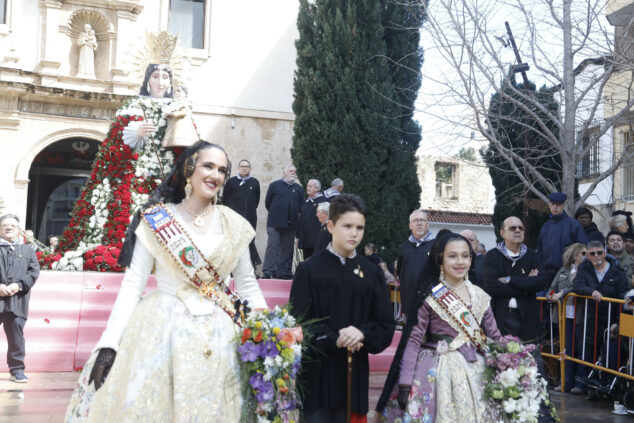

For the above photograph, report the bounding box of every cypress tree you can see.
[382,0,425,154]
[483,79,561,248]
[292,0,422,260]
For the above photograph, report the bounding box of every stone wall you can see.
[417,155,494,214]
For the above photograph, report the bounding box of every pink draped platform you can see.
[0,271,399,372]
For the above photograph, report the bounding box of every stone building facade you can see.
[0,0,299,255]
[417,155,493,214]
[417,154,496,249]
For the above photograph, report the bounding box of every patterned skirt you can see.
[64,289,244,423]
[378,347,488,423]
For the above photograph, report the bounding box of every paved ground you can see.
[1,372,632,422]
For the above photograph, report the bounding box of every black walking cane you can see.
[347,348,352,423]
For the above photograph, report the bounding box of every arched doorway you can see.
[26,137,100,244]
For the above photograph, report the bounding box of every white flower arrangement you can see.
[84,178,112,245]
[52,249,85,271]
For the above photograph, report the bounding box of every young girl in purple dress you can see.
[376,232,502,423]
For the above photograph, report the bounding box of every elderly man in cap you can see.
[537,192,588,279]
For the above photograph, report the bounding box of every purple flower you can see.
[250,372,275,402]
[290,358,301,377]
[250,372,267,390]
[260,340,279,358]
[238,341,261,362]
[257,382,274,402]
[496,353,520,370]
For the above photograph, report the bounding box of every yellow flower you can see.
[273,327,281,335]
[276,378,286,388]
[255,321,263,329]
[281,348,294,362]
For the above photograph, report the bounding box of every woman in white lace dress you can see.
[65,141,267,422]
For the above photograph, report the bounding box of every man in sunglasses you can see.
[483,216,549,343]
[537,192,588,282]
[573,241,628,380]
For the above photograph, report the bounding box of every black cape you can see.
[396,239,433,316]
[297,194,328,250]
[313,223,332,253]
[222,176,260,228]
[290,251,395,414]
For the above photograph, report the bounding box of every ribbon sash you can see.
[142,204,243,323]
[428,283,487,351]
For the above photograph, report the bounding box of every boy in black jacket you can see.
[289,194,394,423]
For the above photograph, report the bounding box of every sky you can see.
[413,0,613,160]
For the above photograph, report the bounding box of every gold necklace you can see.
[181,201,214,227]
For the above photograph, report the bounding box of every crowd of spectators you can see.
[220,161,345,280]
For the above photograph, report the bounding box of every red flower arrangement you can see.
[36,251,63,270]
[83,244,123,272]
[52,97,175,273]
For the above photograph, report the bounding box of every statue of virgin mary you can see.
[55,32,198,271]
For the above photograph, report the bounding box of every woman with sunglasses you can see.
[547,243,587,392]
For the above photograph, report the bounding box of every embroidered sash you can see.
[427,282,487,352]
[142,204,248,324]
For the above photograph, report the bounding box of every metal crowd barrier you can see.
[538,293,634,394]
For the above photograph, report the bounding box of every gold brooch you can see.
[353,265,364,278]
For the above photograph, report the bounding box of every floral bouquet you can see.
[238,305,303,423]
[483,335,558,423]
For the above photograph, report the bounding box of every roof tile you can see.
[426,209,492,226]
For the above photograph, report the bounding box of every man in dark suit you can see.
[313,201,331,253]
[222,159,261,268]
[297,179,327,259]
[262,165,304,279]
[0,214,40,383]
[396,209,434,317]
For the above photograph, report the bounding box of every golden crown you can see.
[130,30,187,91]
[147,31,178,64]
